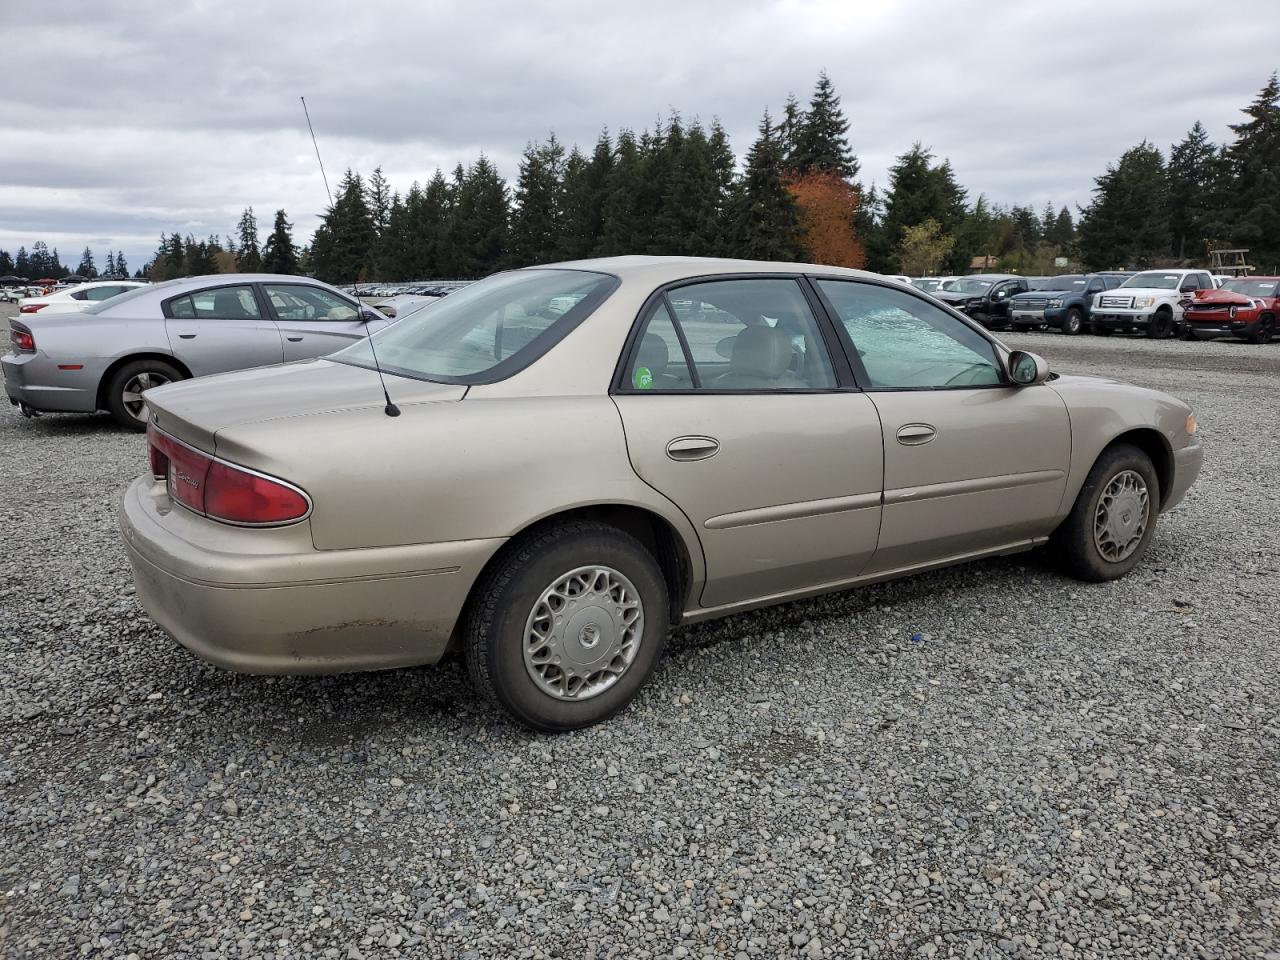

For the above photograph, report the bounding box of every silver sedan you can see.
[3,274,388,429]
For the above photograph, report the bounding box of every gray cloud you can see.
[2,0,1276,269]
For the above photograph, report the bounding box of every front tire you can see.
[1050,443,1160,582]
[104,359,182,431]
[464,521,669,732]
[1246,313,1275,344]
[1145,309,1173,339]
[1062,308,1084,336]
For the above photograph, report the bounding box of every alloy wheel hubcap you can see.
[523,565,643,701]
[1093,470,1149,562]
[122,371,171,421]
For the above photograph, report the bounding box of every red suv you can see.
[1182,276,1279,343]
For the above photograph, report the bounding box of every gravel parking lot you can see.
[2,303,1277,959]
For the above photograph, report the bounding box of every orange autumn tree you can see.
[787,171,866,268]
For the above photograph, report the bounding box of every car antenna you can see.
[301,96,399,417]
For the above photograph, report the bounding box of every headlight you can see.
[1047,298,1063,308]
[1133,296,1155,308]
[1186,413,1197,435]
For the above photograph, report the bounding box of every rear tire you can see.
[1062,308,1084,336]
[464,521,669,732]
[104,359,182,431]
[1050,443,1160,582]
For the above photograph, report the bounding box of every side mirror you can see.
[1008,350,1049,386]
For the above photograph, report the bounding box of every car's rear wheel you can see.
[105,359,182,431]
[465,521,669,731]
[1062,308,1084,336]
[1050,443,1160,582]
[1246,313,1274,344]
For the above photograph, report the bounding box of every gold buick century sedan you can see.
[120,257,1203,730]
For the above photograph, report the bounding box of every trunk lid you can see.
[145,358,466,452]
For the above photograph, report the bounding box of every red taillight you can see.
[19,303,47,314]
[146,425,309,525]
[10,325,35,352]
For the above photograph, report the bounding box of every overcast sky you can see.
[3,0,1276,271]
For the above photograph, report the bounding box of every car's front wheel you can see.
[1246,313,1275,344]
[1062,308,1085,336]
[1145,309,1173,339]
[105,359,182,431]
[465,521,669,731]
[1050,443,1161,582]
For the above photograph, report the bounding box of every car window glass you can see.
[817,280,1002,389]
[85,286,123,301]
[186,285,262,320]
[168,295,195,319]
[265,283,358,321]
[70,289,89,300]
[661,278,836,390]
[1087,279,1104,293]
[628,301,694,390]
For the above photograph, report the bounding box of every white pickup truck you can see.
[1088,268,1215,338]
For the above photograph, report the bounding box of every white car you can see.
[19,280,147,316]
[1088,269,1215,338]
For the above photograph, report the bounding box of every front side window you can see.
[168,285,263,320]
[265,283,358,321]
[817,280,1002,389]
[332,269,616,384]
[650,278,836,390]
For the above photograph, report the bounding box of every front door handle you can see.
[286,336,304,342]
[896,423,936,446]
[177,334,196,340]
[666,436,719,461]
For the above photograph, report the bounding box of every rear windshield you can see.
[332,269,617,384]
[81,281,170,315]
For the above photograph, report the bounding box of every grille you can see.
[1099,295,1133,309]
[1017,298,1049,310]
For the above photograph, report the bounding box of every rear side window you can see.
[628,301,694,390]
[167,285,263,320]
[85,285,126,301]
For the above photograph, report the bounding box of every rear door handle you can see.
[896,423,936,445]
[666,436,719,461]
[286,336,304,342]
[177,334,196,340]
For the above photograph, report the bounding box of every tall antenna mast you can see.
[300,96,333,208]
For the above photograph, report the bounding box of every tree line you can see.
[4,71,1276,286]
[0,242,132,281]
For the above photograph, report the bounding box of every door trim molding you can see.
[883,469,1065,506]
[705,491,881,530]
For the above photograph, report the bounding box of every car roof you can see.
[528,255,878,285]
[156,273,333,292]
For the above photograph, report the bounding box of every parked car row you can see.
[906,269,1275,344]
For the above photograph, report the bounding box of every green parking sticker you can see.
[633,366,653,390]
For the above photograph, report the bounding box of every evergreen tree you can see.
[558,132,616,260]
[508,135,566,267]
[262,209,300,274]
[881,144,967,271]
[15,247,30,279]
[414,170,454,276]
[366,167,393,236]
[727,111,806,261]
[779,93,803,166]
[1223,74,1280,271]
[235,207,262,272]
[105,251,116,277]
[1010,206,1041,251]
[446,156,509,278]
[77,246,96,278]
[1166,121,1217,260]
[790,71,858,179]
[0,249,13,276]
[599,129,644,255]
[186,237,219,275]
[1076,141,1170,269]
[51,248,65,278]
[310,169,378,283]
[856,183,889,272]
[653,120,732,256]
[30,241,51,277]
[1049,206,1075,249]
[115,251,129,277]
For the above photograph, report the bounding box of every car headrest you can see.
[636,332,668,376]
[729,324,792,379]
[212,290,246,317]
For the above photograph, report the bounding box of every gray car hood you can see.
[145,358,466,452]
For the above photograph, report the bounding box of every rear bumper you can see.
[1164,441,1203,513]
[119,476,504,674]
[2,351,100,412]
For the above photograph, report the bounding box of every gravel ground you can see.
[2,310,1278,959]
